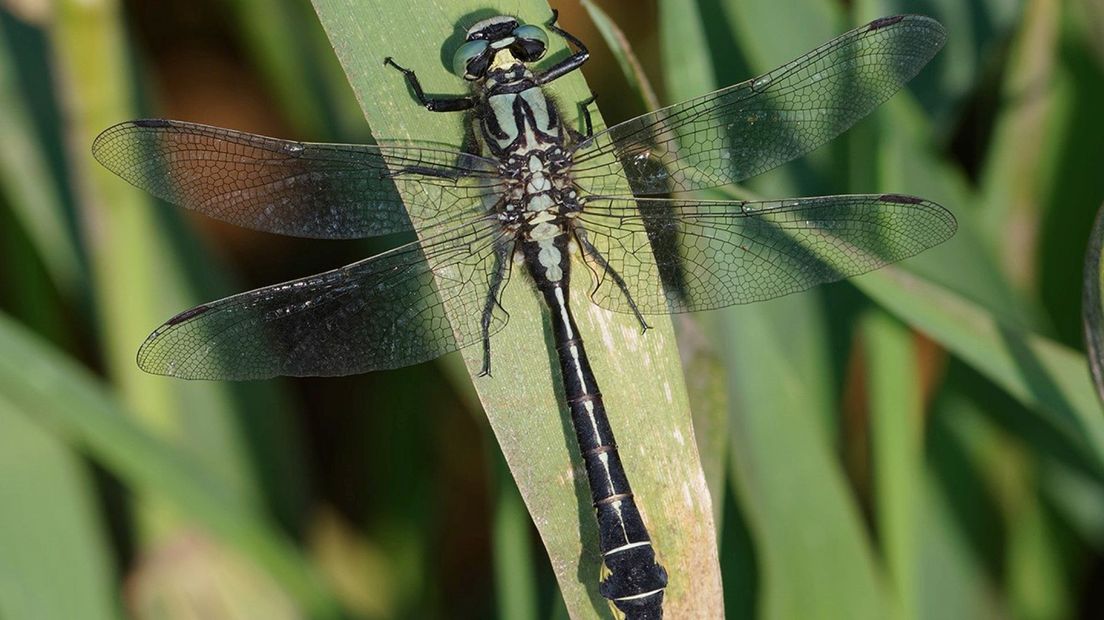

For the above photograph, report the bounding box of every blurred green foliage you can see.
[1,0,1103,618]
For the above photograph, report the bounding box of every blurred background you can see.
[2,0,1104,618]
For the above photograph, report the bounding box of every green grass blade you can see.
[1006,484,1074,620]
[0,397,118,620]
[1032,6,1104,348]
[1041,459,1104,548]
[856,267,1104,474]
[224,0,364,139]
[842,3,1104,486]
[918,409,1007,620]
[491,446,539,620]
[0,311,341,618]
[863,310,922,620]
[879,97,1033,329]
[1083,202,1104,403]
[308,0,720,616]
[658,0,717,104]
[722,296,892,620]
[224,0,331,136]
[929,391,1068,619]
[915,480,1005,620]
[721,0,840,75]
[0,19,81,293]
[976,0,1061,290]
[580,0,659,111]
[49,0,298,537]
[846,7,1036,330]
[127,533,302,620]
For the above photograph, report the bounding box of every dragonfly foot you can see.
[383,56,408,73]
[478,349,494,378]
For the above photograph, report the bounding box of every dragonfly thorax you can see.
[479,83,565,156]
[499,147,577,218]
[498,144,578,286]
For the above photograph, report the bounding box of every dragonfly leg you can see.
[537,9,590,85]
[576,230,650,333]
[383,57,475,112]
[578,96,596,137]
[478,241,515,377]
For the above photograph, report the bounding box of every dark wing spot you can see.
[166,304,211,325]
[133,119,172,128]
[868,15,906,30]
[880,193,924,205]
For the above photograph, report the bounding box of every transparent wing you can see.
[571,15,946,195]
[137,219,513,379]
[92,119,501,239]
[577,194,956,314]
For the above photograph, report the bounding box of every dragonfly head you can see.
[452,16,548,80]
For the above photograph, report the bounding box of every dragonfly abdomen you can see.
[538,281,669,616]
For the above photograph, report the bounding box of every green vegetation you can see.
[1,0,1102,618]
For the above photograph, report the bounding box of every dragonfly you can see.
[93,12,953,619]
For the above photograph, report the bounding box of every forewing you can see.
[577,194,956,314]
[571,15,946,195]
[92,119,500,239]
[137,219,512,379]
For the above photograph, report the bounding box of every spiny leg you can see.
[547,9,588,54]
[478,241,514,377]
[383,57,475,112]
[575,229,650,333]
[536,9,590,85]
[578,96,597,138]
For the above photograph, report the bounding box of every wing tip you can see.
[879,193,958,245]
[865,14,947,54]
[136,309,215,380]
[136,328,188,379]
[91,119,171,170]
[90,123,124,164]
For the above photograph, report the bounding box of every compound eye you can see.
[511,24,548,61]
[452,39,489,79]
